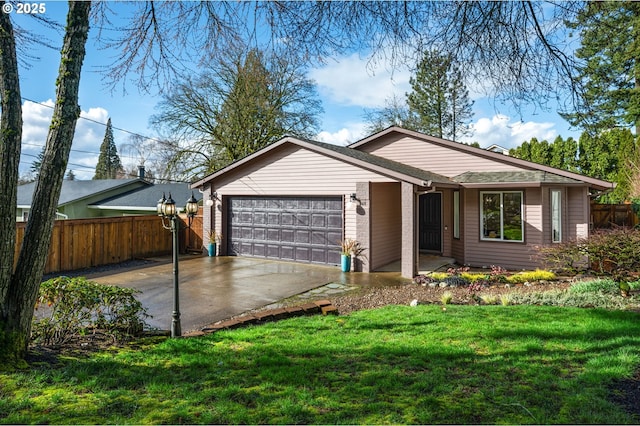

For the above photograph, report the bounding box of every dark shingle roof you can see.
[453,171,583,184]
[92,183,200,209]
[17,179,148,207]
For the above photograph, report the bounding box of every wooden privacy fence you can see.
[15,215,175,274]
[591,203,640,229]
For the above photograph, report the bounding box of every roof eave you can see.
[349,126,615,190]
[191,136,458,189]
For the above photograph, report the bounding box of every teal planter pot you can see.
[340,254,351,272]
[208,242,217,257]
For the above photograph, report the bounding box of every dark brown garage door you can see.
[227,196,343,265]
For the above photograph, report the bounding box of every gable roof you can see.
[349,126,615,191]
[192,136,458,189]
[17,179,150,208]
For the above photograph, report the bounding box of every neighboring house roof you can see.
[485,144,510,155]
[90,183,199,212]
[192,136,458,189]
[17,179,150,208]
[349,126,615,191]
[453,171,583,188]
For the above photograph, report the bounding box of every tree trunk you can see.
[0,0,25,367]
[0,1,91,366]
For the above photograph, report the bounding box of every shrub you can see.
[507,290,631,310]
[443,276,469,287]
[569,279,619,295]
[480,294,498,305]
[499,294,512,306]
[430,272,449,281]
[536,227,640,280]
[506,269,556,284]
[32,276,150,346]
[460,272,488,283]
[535,240,586,274]
[440,292,453,305]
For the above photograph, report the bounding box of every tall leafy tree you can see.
[406,50,474,141]
[578,128,636,202]
[151,47,322,179]
[510,131,633,201]
[562,2,640,134]
[93,118,123,180]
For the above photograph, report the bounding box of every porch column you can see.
[355,182,371,272]
[401,182,417,278]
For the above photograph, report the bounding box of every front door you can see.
[419,193,442,252]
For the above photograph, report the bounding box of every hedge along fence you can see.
[15,215,175,274]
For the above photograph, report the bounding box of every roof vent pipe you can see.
[138,165,145,180]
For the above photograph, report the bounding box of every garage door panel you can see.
[228,196,342,265]
[295,247,311,262]
[267,229,280,240]
[254,228,266,241]
[295,230,310,244]
[312,214,326,227]
[281,229,294,242]
[267,244,280,258]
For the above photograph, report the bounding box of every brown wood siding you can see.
[370,182,401,270]
[462,188,540,270]
[359,135,523,177]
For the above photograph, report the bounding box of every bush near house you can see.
[536,227,640,281]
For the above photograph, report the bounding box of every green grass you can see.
[2,305,640,424]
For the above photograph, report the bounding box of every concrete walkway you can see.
[89,255,412,333]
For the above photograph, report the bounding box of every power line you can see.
[21,96,168,146]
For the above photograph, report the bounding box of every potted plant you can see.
[207,230,221,257]
[339,238,366,272]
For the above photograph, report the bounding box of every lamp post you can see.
[185,192,199,250]
[157,192,198,338]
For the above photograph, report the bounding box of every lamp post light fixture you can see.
[158,191,198,338]
[185,192,199,250]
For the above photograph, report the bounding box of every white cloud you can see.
[462,114,557,149]
[309,53,411,108]
[316,122,368,146]
[20,99,109,179]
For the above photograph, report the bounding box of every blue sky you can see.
[16,2,578,180]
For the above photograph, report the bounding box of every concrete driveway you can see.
[88,255,410,333]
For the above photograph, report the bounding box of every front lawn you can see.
[2,304,639,424]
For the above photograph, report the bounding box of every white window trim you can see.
[551,189,562,243]
[480,191,524,243]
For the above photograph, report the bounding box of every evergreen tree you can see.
[562,2,640,134]
[29,146,46,178]
[406,50,474,141]
[93,118,123,179]
[65,170,76,181]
